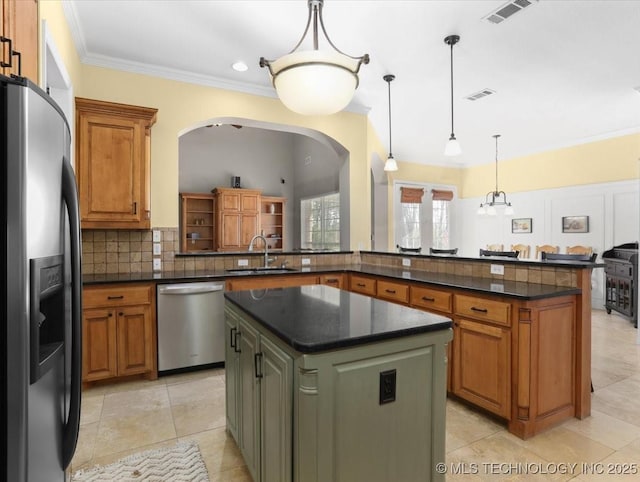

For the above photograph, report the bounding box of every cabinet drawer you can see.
[84,285,152,309]
[377,280,409,304]
[410,286,452,313]
[454,294,511,326]
[350,275,376,296]
[319,274,345,289]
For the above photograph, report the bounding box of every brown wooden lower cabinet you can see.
[226,274,319,291]
[346,273,579,439]
[319,273,345,289]
[82,283,156,383]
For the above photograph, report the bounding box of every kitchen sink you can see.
[225,267,299,275]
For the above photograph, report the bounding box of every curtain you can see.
[431,189,454,201]
[400,187,424,204]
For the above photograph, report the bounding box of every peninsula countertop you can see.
[224,285,452,353]
[83,264,582,300]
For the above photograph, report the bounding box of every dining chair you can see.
[535,244,559,259]
[429,248,458,255]
[479,249,519,258]
[542,252,597,262]
[566,245,593,255]
[486,244,503,251]
[510,244,530,259]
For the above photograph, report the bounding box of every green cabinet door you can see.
[260,336,293,482]
[224,315,240,441]
[239,318,260,481]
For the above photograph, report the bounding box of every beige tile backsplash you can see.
[81,230,579,287]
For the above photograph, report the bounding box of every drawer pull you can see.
[385,289,396,294]
[230,327,236,348]
[254,352,263,379]
[107,295,124,300]
[421,296,435,302]
[356,283,366,287]
[326,278,338,283]
[234,331,241,353]
[471,306,488,313]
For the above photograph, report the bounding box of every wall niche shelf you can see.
[180,193,215,252]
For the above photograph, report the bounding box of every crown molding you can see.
[61,0,87,59]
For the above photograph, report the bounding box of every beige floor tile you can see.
[71,421,99,471]
[446,432,574,481]
[100,385,170,419]
[562,409,640,450]
[79,394,103,426]
[167,374,225,406]
[572,438,640,481]
[592,376,640,427]
[162,367,225,386]
[505,426,615,465]
[179,427,246,476]
[445,399,503,453]
[74,438,180,473]
[93,406,177,456]
[171,388,227,437]
[209,465,253,482]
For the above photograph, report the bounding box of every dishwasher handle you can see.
[158,283,224,295]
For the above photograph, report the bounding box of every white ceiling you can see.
[63,0,640,167]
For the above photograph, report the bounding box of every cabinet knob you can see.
[118,312,124,316]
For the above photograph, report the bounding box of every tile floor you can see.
[71,309,640,481]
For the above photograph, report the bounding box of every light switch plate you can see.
[153,243,161,255]
[153,259,162,271]
[152,230,161,242]
[301,258,311,265]
[490,264,504,275]
[402,258,411,267]
[238,259,249,267]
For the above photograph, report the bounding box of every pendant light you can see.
[383,74,398,172]
[444,34,461,157]
[259,0,369,116]
[478,135,514,216]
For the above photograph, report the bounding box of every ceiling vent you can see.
[484,0,538,24]
[465,88,496,101]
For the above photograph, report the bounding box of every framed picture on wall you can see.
[562,215,589,233]
[511,218,532,234]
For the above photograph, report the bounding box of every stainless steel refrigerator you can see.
[1,75,82,481]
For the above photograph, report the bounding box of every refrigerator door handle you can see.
[61,158,82,469]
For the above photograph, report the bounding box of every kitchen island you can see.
[224,285,452,482]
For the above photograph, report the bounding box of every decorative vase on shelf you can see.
[269,204,275,214]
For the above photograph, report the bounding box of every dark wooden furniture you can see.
[542,252,597,262]
[603,242,638,327]
[430,248,458,255]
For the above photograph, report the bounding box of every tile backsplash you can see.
[81,229,359,274]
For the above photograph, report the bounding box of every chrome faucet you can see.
[248,234,270,268]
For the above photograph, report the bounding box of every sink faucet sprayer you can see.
[248,234,274,268]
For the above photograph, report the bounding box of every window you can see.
[301,192,340,250]
[432,200,450,249]
[394,183,454,251]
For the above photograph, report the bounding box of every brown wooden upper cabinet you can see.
[213,188,261,251]
[1,0,38,81]
[76,98,157,229]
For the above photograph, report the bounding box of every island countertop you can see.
[224,285,452,353]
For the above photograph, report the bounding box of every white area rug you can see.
[71,441,209,482]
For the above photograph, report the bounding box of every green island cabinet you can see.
[224,287,452,482]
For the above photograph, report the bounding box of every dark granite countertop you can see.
[83,263,582,300]
[225,285,452,353]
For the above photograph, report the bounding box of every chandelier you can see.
[259,0,370,116]
[478,134,514,216]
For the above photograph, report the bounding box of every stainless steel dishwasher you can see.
[157,281,225,373]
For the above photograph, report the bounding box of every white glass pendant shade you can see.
[505,204,514,216]
[444,137,461,156]
[384,155,398,172]
[487,205,497,216]
[477,205,486,215]
[270,50,360,116]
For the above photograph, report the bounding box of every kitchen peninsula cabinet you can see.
[1,0,38,81]
[76,98,157,229]
[226,274,319,292]
[213,187,261,251]
[82,283,156,383]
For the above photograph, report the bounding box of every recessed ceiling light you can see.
[232,61,248,72]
